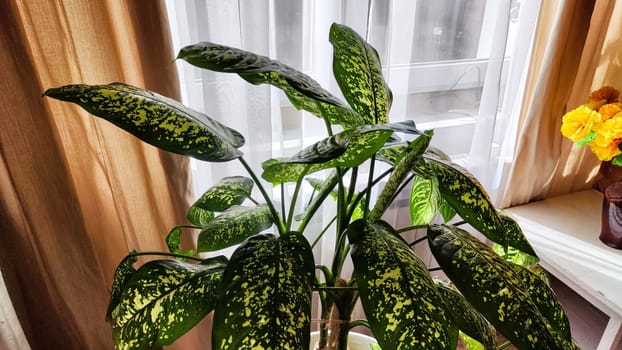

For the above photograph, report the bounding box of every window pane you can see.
[411,0,486,63]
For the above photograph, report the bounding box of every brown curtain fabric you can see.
[501,0,622,208]
[0,1,209,349]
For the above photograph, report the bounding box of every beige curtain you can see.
[501,0,622,208]
[0,1,210,349]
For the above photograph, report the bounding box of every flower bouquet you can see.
[561,86,622,249]
[561,86,622,164]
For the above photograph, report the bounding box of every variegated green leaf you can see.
[109,257,227,350]
[185,206,214,227]
[107,251,138,321]
[370,131,432,222]
[512,264,571,340]
[435,282,496,350]
[213,233,314,349]
[492,244,539,266]
[438,198,457,222]
[377,143,409,165]
[498,210,538,257]
[177,42,364,128]
[197,205,273,252]
[410,175,440,225]
[192,176,254,212]
[329,23,392,124]
[347,220,458,350]
[44,83,244,162]
[285,132,350,164]
[165,226,195,257]
[262,128,392,184]
[427,224,575,350]
[420,156,506,245]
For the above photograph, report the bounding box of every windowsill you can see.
[505,190,622,349]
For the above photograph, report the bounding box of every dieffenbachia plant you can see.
[44,23,580,350]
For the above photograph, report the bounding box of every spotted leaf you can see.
[370,131,431,222]
[107,251,138,322]
[44,83,244,162]
[347,220,458,350]
[262,128,393,184]
[512,264,571,340]
[329,23,392,124]
[409,175,440,225]
[185,206,214,227]
[177,42,364,128]
[285,132,351,164]
[498,210,538,257]
[109,257,227,350]
[165,226,195,257]
[427,224,576,350]
[435,282,496,350]
[213,233,314,349]
[197,205,273,252]
[420,155,506,245]
[192,176,254,212]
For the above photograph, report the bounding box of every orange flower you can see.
[588,86,620,110]
[560,105,601,142]
[599,103,622,121]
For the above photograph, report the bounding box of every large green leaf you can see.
[185,206,215,227]
[107,252,138,321]
[497,210,538,257]
[435,282,496,350]
[177,42,364,128]
[285,132,351,164]
[197,205,273,252]
[512,264,571,340]
[347,220,458,350]
[420,155,506,245]
[165,226,195,257]
[370,131,432,222]
[409,175,440,225]
[44,83,244,162]
[262,128,393,184]
[329,23,392,124]
[213,233,314,349]
[109,257,227,350]
[192,176,254,212]
[427,224,576,350]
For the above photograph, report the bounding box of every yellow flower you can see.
[599,103,622,121]
[593,113,622,145]
[588,86,620,110]
[589,141,621,161]
[561,105,601,142]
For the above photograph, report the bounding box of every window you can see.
[166,0,540,199]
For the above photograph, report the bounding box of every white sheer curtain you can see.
[164,0,540,248]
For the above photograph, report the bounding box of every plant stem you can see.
[122,251,205,263]
[239,157,285,235]
[396,224,428,234]
[408,235,429,247]
[363,157,377,216]
[286,169,307,231]
[310,216,337,249]
[296,171,339,234]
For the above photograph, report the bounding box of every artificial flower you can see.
[560,105,601,142]
[589,141,621,161]
[599,103,622,121]
[561,86,622,164]
[587,85,619,110]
